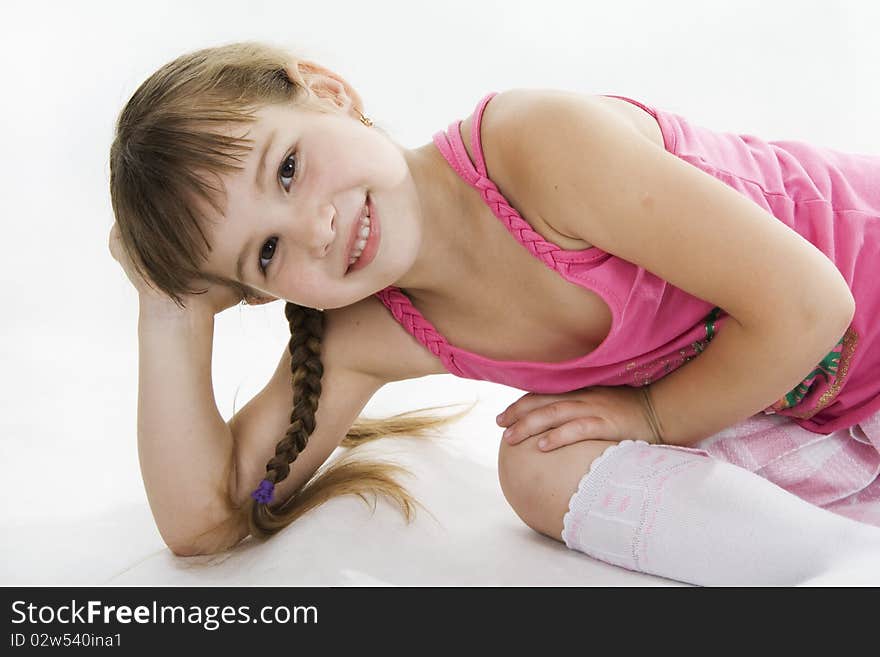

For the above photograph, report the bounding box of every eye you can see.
[278,152,298,191]
[258,236,278,275]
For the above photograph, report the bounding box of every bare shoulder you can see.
[323,295,448,384]
[463,87,663,157]
[458,88,608,248]
[459,88,664,245]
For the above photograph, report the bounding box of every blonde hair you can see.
[109,41,473,553]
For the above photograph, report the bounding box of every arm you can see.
[227,332,385,520]
[136,298,384,555]
[494,90,856,445]
[136,300,235,554]
[647,309,852,446]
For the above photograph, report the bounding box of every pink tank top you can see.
[375,91,880,435]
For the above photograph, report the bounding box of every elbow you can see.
[831,280,856,322]
[842,289,856,324]
[158,526,201,557]
[165,532,211,557]
[167,530,246,557]
[802,289,855,342]
[821,272,856,327]
[164,514,250,557]
[168,542,203,558]
[783,260,855,335]
[826,287,855,326]
[840,296,856,331]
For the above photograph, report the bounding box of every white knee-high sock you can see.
[561,440,880,586]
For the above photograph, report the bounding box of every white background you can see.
[1,0,878,582]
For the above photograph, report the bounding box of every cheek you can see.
[273,268,328,306]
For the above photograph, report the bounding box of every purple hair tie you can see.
[251,479,275,505]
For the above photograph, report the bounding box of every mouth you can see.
[344,195,376,275]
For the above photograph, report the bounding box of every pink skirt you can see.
[693,410,880,527]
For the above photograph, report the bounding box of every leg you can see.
[692,412,880,524]
[498,436,880,586]
[497,434,613,541]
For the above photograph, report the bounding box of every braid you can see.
[111,40,482,553]
[250,302,325,530]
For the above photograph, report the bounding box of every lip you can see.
[345,195,379,274]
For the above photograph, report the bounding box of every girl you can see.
[109,41,880,586]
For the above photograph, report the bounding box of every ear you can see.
[286,59,365,119]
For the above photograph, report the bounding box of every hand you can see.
[496,385,661,451]
[108,222,278,316]
[108,222,165,299]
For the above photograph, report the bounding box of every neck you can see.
[396,141,487,311]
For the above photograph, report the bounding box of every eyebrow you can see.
[235,130,277,283]
[254,129,277,195]
[235,234,252,284]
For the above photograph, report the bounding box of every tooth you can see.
[349,246,364,266]
[358,225,370,239]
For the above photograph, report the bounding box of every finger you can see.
[502,400,597,445]
[109,225,125,261]
[496,392,572,427]
[535,417,613,451]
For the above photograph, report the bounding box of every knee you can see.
[497,437,618,540]
[497,437,558,537]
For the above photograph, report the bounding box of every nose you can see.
[325,214,336,256]
[293,202,336,258]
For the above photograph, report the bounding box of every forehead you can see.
[242,101,320,139]
[198,101,307,160]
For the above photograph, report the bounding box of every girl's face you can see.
[199,101,430,310]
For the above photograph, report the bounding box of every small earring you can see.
[357,109,373,127]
